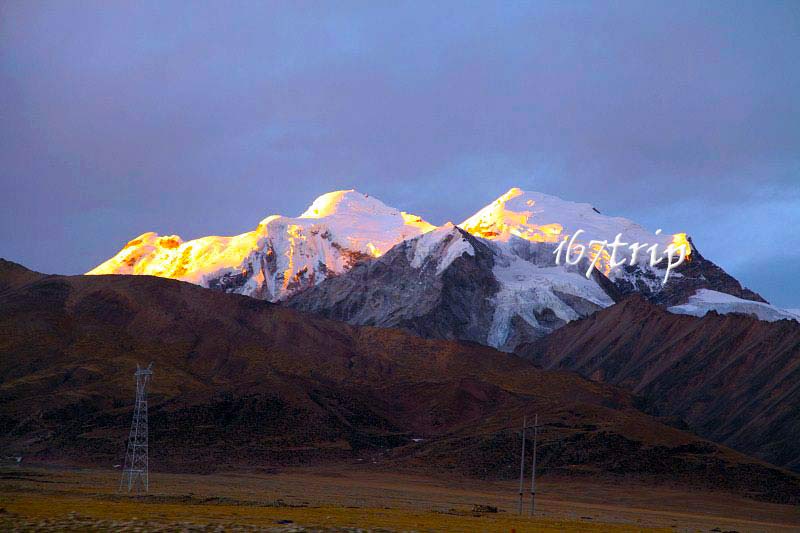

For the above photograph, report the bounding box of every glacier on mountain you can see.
[668,289,799,323]
[487,252,614,349]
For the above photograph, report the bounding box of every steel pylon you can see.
[120,362,153,494]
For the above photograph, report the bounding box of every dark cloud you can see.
[1,1,798,306]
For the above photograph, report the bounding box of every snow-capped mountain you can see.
[87,190,435,301]
[459,187,691,297]
[90,187,786,350]
[286,188,776,350]
[461,188,678,256]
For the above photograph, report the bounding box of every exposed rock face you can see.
[518,295,800,473]
[289,226,500,343]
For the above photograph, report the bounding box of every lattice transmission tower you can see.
[120,362,153,494]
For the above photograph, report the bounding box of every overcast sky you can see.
[1,1,798,307]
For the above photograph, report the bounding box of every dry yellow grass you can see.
[1,466,798,532]
[2,494,651,532]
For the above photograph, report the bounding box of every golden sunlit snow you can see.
[87,188,690,297]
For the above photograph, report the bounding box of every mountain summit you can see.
[461,187,665,247]
[87,190,435,301]
[89,188,779,349]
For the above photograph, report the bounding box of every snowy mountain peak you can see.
[291,189,437,258]
[460,187,667,245]
[87,190,436,301]
[300,190,397,219]
[459,187,695,278]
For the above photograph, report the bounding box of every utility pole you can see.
[518,415,526,515]
[529,413,538,516]
[120,362,153,494]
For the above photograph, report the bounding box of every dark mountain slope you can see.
[1,259,798,503]
[519,295,800,472]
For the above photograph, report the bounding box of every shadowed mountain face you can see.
[518,295,800,473]
[1,259,798,503]
[287,227,505,346]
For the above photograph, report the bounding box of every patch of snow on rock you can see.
[410,224,475,274]
[668,289,800,322]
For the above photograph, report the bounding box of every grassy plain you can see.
[1,465,798,532]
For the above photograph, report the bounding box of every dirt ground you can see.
[1,465,798,532]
